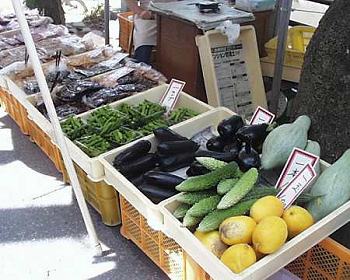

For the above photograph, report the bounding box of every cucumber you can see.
[217,178,239,195]
[176,190,216,205]
[183,212,202,227]
[173,204,190,219]
[196,157,227,171]
[197,199,257,232]
[176,162,240,192]
[187,195,222,217]
[217,168,258,209]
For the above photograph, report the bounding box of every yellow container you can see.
[264,26,316,68]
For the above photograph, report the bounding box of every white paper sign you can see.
[160,79,186,113]
[249,106,275,125]
[277,164,317,208]
[275,148,320,190]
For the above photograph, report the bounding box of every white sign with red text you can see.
[249,106,275,125]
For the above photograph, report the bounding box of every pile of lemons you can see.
[195,196,314,274]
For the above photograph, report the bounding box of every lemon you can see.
[219,216,256,245]
[194,230,228,258]
[250,196,284,223]
[252,216,288,254]
[221,244,256,273]
[282,206,314,238]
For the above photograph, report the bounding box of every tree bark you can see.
[290,0,350,163]
[40,0,65,25]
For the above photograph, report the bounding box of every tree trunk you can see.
[40,0,65,25]
[290,0,350,163]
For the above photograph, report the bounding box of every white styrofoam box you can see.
[196,26,267,120]
[67,84,213,180]
[158,161,350,280]
[0,75,8,89]
[100,107,234,229]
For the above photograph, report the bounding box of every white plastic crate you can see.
[100,107,234,229]
[66,84,213,180]
[158,160,350,280]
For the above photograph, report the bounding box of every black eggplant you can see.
[195,150,238,162]
[237,139,261,172]
[157,140,199,154]
[236,123,269,151]
[158,153,195,172]
[153,127,187,142]
[206,136,226,152]
[217,115,244,139]
[186,161,210,177]
[118,153,157,178]
[223,139,242,155]
[143,171,184,188]
[113,140,152,167]
[140,183,178,201]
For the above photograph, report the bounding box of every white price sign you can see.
[160,79,186,113]
[275,148,320,190]
[249,106,275,125]
[277,164,317,209]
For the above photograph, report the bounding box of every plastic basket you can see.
[120,193,350,280]
[264,26,316,68]
[286,238,350,280]
[100,107,233,231]
[117,11,134,53]
[0,88,30,135]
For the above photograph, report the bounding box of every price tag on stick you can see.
[160,79,186,113]
[249,106,275,125]
[277,164,317,209]
[275,148,320,190]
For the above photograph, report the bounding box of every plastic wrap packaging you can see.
[235,0,276,12]
[55,80,104,102]
[125,60,167,84]
[90,67,135,88]
[82,88,131,108]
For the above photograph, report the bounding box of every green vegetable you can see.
[261,115,311,170]
[74,134,111,157]
[61,116,86,140]
[217,178,239,195]
[183,212,202,227]
[197,199,257,232]
[173,204,191,219]
[305,140,321,176]
[176,190,216,205]
[217,168,258,209]
[196,157,227,171]
[187,195,222,217]
[307,149,350,221]
[175,162,240,192]
[168,108,198,125]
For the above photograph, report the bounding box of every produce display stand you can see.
[10,0,102,255]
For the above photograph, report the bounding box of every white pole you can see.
[11,0,103,256]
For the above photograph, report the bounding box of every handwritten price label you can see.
[277,164,317,208]
[160,79,186,113]
[275,148,319,190]
[249,106,275,125]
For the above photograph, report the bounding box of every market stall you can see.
[1,0,350,279]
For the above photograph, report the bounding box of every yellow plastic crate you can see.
[120,194,350,280]
[264,26,316,68]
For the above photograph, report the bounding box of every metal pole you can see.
[11,0,103,256]
[105,0,110,45]
[270,0,293,114]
